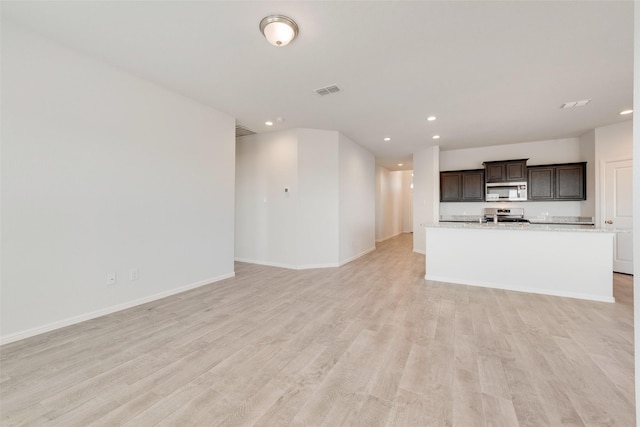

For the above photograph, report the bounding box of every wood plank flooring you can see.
[0,233,635,426]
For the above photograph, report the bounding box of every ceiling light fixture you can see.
[620,109,633,115]
[427,116,437,121]
[398,163,404,166]
[384,137,391,141]
[432,135,440,139]
[265,121,273,126]
[259,15,299,47]
[561,99,590,109]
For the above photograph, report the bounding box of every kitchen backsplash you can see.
[439,200,593,219]
[439,214,595,225]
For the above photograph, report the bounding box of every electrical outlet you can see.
[129,268,139,281]
[106,273,117,286]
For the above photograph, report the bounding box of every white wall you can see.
[413,146,440,253]
[595,120,633,160]
[235,129,374,269]
[375,166,403,242]
[439,137,596,218]
[235,130,299,267]
[339,133,376,264]
[579,130,596,217]
[298,129,340,267]
[375,167,413,241]
[440,137,586,170]
[1,22,236,342]
[402,170,414,233]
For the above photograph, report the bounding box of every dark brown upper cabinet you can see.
[483,159,528,183]
[528,162,586,201]
[440,169,485,202]
[528,167,554,200]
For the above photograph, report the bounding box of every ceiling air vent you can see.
[560,99,591,109]
[315,84,341,96]
[235,125,256,137]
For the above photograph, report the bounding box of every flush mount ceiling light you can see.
[384,137,391,141]
[427,116,437,121]
[260,15,299,47]
[620,109,633,115]
[265,121,274,126]
[432,135,441,139]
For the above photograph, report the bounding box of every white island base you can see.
[424,225,615,303]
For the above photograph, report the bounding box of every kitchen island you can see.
[424,222,617,302]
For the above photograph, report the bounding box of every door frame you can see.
[598,157,633,227]
[598,157,633,274]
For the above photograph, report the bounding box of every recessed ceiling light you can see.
[620,109,633,115]
[398,163,404,166]
[432,135,440,139]
[427,116,437,121]
[265,121,273,126]
[384,137,391,141]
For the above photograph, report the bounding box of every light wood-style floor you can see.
[0,233,635,426]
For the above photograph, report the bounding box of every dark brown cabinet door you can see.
[440,170,484,202]
[440,172,462,202]
[506,162,526,181]
[527,162,586,201]
[461,170,485,201]
[485,164,505,182]
[483,160,528,182]
[528,167,555,200]
[555,164,585,200]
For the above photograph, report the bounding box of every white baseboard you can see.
[375,232,403,243]
[340,246,376,266]
[0,272,236,346]
[424,275,615,303]
[235,246,376,270]
[235,257,339,270]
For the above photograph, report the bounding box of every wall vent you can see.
[235,125,256,137]
[560,99,591,109]
[315,84,341,96]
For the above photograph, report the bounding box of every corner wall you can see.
[235,129,375,269]
[1,22,236,342]
[235,130,299,267]
[375,167,413,241]
[402,171,414,233]
[375,166,403,242]
[413,146,440,253]
[339,134,376,264]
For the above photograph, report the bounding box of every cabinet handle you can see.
[605,220,613,224]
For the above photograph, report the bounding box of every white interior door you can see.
[603,159,633,274]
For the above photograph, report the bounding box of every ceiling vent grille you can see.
[235,125,256,137]
[315,84,341,96]
[560,99,591,109]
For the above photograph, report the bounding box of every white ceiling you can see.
[2,1,634,171]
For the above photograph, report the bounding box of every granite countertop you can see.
[424,222,627,233]
[527,216,595,225]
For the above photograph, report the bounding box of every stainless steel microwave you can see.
[486,182,527,201]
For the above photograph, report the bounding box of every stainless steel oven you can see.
[483,207,529,223]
